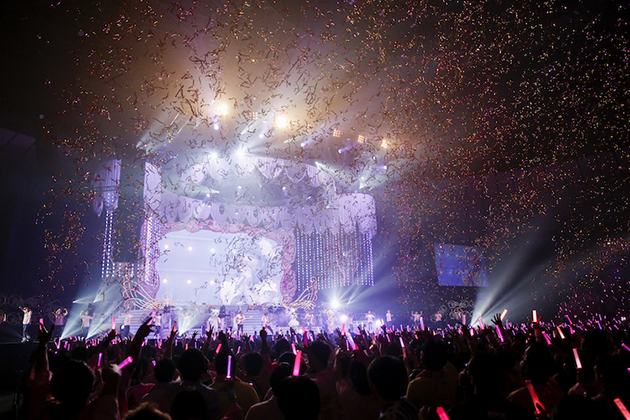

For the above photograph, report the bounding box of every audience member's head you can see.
[178,349,208,382]
[214,349,234,376]
[124,402,171,420]
[154,358,176,383]
[50,360,95,415]
[242,351,264,376]
[170,388,209,420]
[348,359,372,396]
[276,376,320,420]
[269,362,292,394]
[368,356,408,402]
[309,341,331,370]
[420,339,448,371]
[522,342,555,386]
[468,351,503,393]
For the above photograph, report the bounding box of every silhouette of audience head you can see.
[214,349,234,376]
[309,341,331,369]
[50,360,95,415]
[420,339,448,371]
[124,402,171,420]
[269,362,292,394]
[276,376,320,420]
[368,356,408,402]
[154,358,176,383]
[522,341,555,386]
[170,388,209,420]
[178,349,208,381]
[242,351,264,376]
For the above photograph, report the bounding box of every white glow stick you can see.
[532,310,537,323]
[615,398,630,420]
[419,317,425,330]
[557,326,566,339]
[226,355,232,379]
[500,309,508,320]
[293,350,302,376]
[291,343,297,355]
[436,407,450,420]
[112,316,116,330]
[119,356,133,369]
[572,348,582,369]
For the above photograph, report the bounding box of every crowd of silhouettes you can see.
[20,311,630,420]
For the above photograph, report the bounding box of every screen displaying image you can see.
[434,244,489,287]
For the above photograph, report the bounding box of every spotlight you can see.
[276,116,289,128]
[381,139,388,148]
[217,103,228,116]
[164,244,169,249]
[331,300,340,309]
[357,134,365,143]
[210,152,218,159]
[188,246,193,251]
[332,128,341,137]
[162,279,168,284]
[340,314,348,322]
[187,279,192,285]
[213,123,220,130]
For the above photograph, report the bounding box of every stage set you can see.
[76,156,378,339]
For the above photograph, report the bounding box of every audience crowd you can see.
[21,313,630,420]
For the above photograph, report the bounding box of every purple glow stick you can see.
[226,355,232,379]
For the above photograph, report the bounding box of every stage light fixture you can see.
[276,116,289,128]
[381,139,388,148]
[357,134,365,143]
[331,300,340,309]
[210,152,218,159]
[217,103,228,116]
[333,128,341,137]
[164,244,169,249]
[187,279,192,284]
[163,279,168,284]
[188,246,193,251]
[340,314,348,322]
[213,123,220,130]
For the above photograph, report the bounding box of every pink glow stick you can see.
[565,315,572,324]
[436,407,450,420]
[293,350,302,376]
[615,398,630,420]
[542,331,552,345]
[342,323,345,334]
[478,318,485,329]
[237,346,241,354]
[39,318,44,325]
[112,316,116,330]
[399,336,405,348]
[573,348,582,369]
[526,380,545,415]
[622,343,630,353]
[215,343,222,354]
[420,317,425,330]
[500,309,508,320]
[495,325,504,342]
[97,353,103,367]
[532,310,538,323]
[291,343,297,355]
[226,355,232,379]
[304,331,308,346]
[462,315,466,326]
[119,356,133,369]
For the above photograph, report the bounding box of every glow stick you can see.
[542,331,552,345]
[436,407,450,420]
[532,310,538,323]
[291,343,297,355]
[215,343,222,354]
[565,315,572,324]
[496,325,504,342]
[237,346,241,354]
[304,330,308,346]
[399,336,405,348]
[525,380,545,415]
[614,398,630,420]
[622,343,630,353]
[478,318,485,329]
[112,316,116,330]
[39,318,44,325]
[56,339,60,349]
[500,309,508,320]
[462,315,466,326]
[119,356,133,369]
[597,320,602,330]
[342,323,345,335]
[97,353,103,367]
[419,317,425,330]
[572,348,582,369]
[293,350,302,376]
[557,326,566,339]
[226,355,232,379]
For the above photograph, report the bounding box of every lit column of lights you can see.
[101,209,115,280]
[143,215,161,288]
[366,233,374,286]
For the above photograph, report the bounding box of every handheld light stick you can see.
[495,325,504,342]
[112,316,116,330]
[97,353,103,367]
[532,310,538,323]
[500,309,508,321]
[526,380,545,415]
[419,317,425,331]
[215,343,222,354]
[293,350,302,376]
[119,356,133,369]
[291,343,297,355]
[436,407,450,420]
[573,348,582,369]
[226,355,232,379]
[614,398,630,420]
[557,326,566,339]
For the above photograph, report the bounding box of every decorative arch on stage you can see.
[131,158,377,310]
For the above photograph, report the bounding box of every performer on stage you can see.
[153,312,163,338]
[386,310,392,325]
[304,311,314,330]
[433,311,443,328]
[326,309,335,333]
[20,306,32,342]
[288,312,299,330]
[80,311,93,337]
[261,312,274,335]
[412,311,422,328]
[365,311,375,332]
[122,310,133,339]
[234,310,246,337]
[52,308,68,338]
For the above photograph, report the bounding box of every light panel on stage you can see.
[155,229,284,306]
